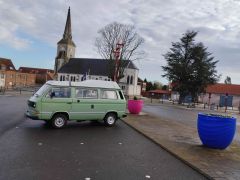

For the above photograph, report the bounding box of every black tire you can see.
[104,113,117,127]
[44,120,51,127]
[51,114,67,129]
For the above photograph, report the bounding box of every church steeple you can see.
[63,7,72,40]
[55,7,76,74]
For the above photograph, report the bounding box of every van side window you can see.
[76,88,98,99]
[48,87,71,98]
[100,90,117,99]
[118,91,124,100]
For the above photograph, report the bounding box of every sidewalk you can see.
[123,112,240,180]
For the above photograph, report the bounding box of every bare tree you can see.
[95,22,144,81]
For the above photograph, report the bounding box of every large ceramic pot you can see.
[197,113,236,149]
[128,100,144,114]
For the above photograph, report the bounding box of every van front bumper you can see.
[122,114,127,118]
[25,110,39,120]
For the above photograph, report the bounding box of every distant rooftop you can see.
[19,67,54,74]
[206,83,240,96]
[0,58,16,70]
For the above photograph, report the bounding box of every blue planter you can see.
[197,113,236,149]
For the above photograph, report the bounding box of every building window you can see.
[122,86,125,90]
[105,78,107,81]
[130,76,133,84]
[0,74,4,79]
[127,76,130,84]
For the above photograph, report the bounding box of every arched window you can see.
[127,76,130,84]
[73,76,76,82]
[60,75,62,81]
[63,76,65,81]
[130,76,133,84]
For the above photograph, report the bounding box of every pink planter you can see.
[128,100,144,114]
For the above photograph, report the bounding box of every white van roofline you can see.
[46,80,121,90]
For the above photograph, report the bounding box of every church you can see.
[54,7,141,97]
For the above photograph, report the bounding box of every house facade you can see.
[200,83,240,107]
[0,58,36,89]
[54,7,141,97]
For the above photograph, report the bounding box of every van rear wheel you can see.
[51,114,67,129]
[104,113,117,127]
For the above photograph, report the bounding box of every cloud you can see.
[0,0,240,83]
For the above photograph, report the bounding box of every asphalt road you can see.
[0,96,207,180]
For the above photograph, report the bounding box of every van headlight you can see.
[28,100,36,108]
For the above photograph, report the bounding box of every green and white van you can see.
[26,80,127,128]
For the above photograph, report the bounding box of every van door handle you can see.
[67,102,72,104]
[91,105,94,109]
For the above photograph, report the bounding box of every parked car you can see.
[26,80,127,128]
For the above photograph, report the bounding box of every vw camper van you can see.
[26,80,127,128]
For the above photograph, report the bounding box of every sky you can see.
[0,0,240,84]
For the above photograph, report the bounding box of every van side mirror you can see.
[50,92,55,98]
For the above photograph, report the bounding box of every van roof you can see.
[46,80,121,89]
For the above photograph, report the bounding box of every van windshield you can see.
[34,84,50,97]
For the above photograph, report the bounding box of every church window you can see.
[127,76,130,84]
[130,76,133,84]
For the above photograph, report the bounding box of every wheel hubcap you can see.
[107,116,115,124]
[55,117,64,127]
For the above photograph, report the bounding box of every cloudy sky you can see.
[1,0,240,84]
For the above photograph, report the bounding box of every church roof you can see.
[58,58,138,76]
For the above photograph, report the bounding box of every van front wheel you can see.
[51,114,67,129]
[104,113,117,127]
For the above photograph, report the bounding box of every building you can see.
[54,7,76,73]
[54,7,141,97]
[0,58,36,89]
[58,58,141,97]
[146,89,171,99]
[200,83,240,107]
[19,67,54,84]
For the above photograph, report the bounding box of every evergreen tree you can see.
[224,76,231,84]
[162,31,219,104]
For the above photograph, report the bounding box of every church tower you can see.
[54,7,76,73]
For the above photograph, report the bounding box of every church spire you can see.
[63,7,72,40]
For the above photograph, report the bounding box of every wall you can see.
[1,70,36,89]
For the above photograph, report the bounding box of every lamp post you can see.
[113,42,124,82]
[225,93,228,113]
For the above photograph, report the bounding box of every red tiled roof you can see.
[0,58,16,70]
[18,67,54,74]
[206,83,240,96]
[148,89,171,94]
